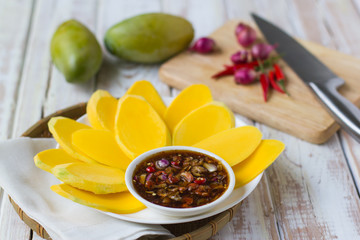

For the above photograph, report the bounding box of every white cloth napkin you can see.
[0,138,174,240]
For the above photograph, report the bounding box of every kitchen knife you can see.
[252,13,360,143]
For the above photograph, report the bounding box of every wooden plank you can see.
[43,0,98,116]
[291,0,336,48]
[11,0,58,137]
[162,0,227,39]
[320,0,360,57]
[341,132,360,192]
[320,0,360,197]
[291,0,360,197]
[0,0,35,239]
[0,0,34,140]
[0,198,33,240]
[265,129,360,239]
[95,0,169,98]
[212,177,279,240]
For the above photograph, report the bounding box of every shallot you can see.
[234,68,256,84]
[251,43,275,60]
[231,50,248,64]
[235,23,247,36]
[203,163,217,172]
[236,25,257,47]
[189,37,216,53]
[146,173,154,182]
[155,159,170,169]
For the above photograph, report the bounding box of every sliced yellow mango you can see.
[87,90,118,131]
[164,84,213,132]
[125,80,166,119]
[48,117,96,163]
[115,95,171,159]
[52,162,127,194]
[173,101,235,146]
[51,184,145,214]
[34,149,80,173]
[193,126,262,166]
[233,139,285,188]
[72,129,131,171]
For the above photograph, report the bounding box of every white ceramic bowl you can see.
[125,146,235,217]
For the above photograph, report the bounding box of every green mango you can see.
[104,13,194,63]
[50,20,102,83]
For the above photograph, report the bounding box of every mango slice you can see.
[233,139,285,188]
[34,149,80,173]
[173,101,235,146]
[51,184,145,214]
[52,162,127,194]
[72,129,131,171]
[125,80,166,119]
[164,84,213,133]
[48,117,96,163]
[87,90,118,131]
[115,95,171,159]
[193,126,262,166]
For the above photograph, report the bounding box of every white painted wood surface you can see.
[0,0,359,239]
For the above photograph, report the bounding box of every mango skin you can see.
[51,20,102,83]
[104,13,194,63]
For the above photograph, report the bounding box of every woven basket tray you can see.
[9,102,241,240]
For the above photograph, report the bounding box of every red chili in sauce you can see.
[132,150,229,208]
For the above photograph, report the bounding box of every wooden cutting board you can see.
[159,20,360,144]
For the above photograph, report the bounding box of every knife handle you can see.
[309,78,360,143]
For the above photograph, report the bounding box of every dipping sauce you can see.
[132,150,229,208]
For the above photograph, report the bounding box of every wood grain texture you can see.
[43,0,98,116]
[0,0,34,140]
[0,0,35,239]
[291,0,360,202]
[11,0,60,137]
[321,0,360,201]
[0,199,32,240]
[264,128,360,239]
[159,20,360,144]
[1,0,360,239]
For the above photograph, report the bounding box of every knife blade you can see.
[252,13,360,143]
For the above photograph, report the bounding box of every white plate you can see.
[103,173,262,224]
[75,97,263,224]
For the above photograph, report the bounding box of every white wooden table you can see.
[1,0,360,239]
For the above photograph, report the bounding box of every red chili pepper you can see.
[194,177,206,185]
[273,64,289,95]
[233,61,259,70]
[268,70,285,94]
[146,166,155,173]
[212,61,259,79]
[273,64,284,79]
[171,161,179,166]
[259,73,270,102]
[212,67,234,78]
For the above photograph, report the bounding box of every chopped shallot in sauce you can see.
[132,150,229,208]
